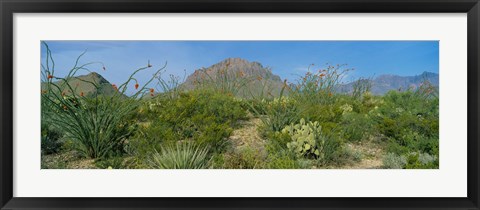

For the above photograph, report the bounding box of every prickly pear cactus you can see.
[282,118,324,159]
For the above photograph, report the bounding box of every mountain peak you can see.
[224,57,251,63]
[182,58,284,97]
[79,72,109,84]
[188,57,280,81]
[212,57,265,70]
[42,72,117,97]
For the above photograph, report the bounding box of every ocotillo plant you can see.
[41,42,166,159]
[154,68,186,100]
[290,63,352,105]
[352,77,373,99]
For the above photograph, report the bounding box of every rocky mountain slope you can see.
[41,72,118,97]
[181,58,286,97]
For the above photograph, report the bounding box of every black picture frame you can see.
[1,0,479,209]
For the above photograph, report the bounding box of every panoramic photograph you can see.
[40,41,439,169]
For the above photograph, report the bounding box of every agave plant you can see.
[147,142,211,169]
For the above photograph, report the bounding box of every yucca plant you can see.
[147,142,210,169]
[41,42,166,159]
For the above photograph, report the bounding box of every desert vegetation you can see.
[41,42,439,169]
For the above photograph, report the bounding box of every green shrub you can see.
[299,103,343,124]
[405,152,438,169]
[209,153,226,169]
[382,125,439,155]
[41,158,68,169]
[382,153,407,169]
[360,92,383,113]
[374,89,439,158]
[95,156,126,169]
[266,153,300,169]
[264,130,292,151]
[383,151,438,169]
[260,131,306,169]
[340,112,375,142]
[133,90,246,156]
[341,146,363,163]
[244,77,300,133]
[263,97,300,132]
[221,147,265,169]
[196,122,233,153]
[147,142,210,169]
[41,123,64,155]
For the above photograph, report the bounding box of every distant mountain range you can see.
[338,71,439,95]
[42,58,439,98]
[183,58,438,96]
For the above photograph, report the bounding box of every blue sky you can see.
[41,41,439,89]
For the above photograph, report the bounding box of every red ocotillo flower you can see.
[112,84,118,91]
[135,83,139,90]
[149,88,154,93]
[47,74,53,79]
[238,71,245,77]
